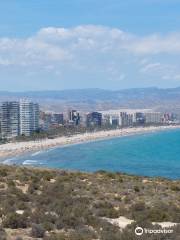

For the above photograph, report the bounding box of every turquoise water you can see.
[4,129,180,179]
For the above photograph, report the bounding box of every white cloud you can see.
[1,25,180,67]
[1,25,180,89]
[127,33,180,55]
[173,74,180,80]
[162,74,180,82]
[140,63,162,73]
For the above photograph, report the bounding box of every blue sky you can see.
[1,0,180,91]
[1,0,180,37]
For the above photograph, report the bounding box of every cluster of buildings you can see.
[40,112,64,130]
[41,109,178,130]
[0,100,39,139]
[40,110,102,129]
[102,110,178,127]
[0,101,178,140]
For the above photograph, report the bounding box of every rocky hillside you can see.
[0,165,179,240]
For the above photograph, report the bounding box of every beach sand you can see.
[0,125,180,160]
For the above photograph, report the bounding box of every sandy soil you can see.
[104,216,178,229]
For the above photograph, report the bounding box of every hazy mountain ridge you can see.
[1,87,180,100]
[1,87,180,112]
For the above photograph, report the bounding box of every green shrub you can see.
[132,201,145,211]
[170,184,180,191]
[44,233,67,240]
[7,180,15,187]
[2,213,27,229]
[134,186,140,192]
[0,227,7,240]
[0,169,8,177]
[31,223,45,238]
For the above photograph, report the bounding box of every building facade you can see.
[133,112,145,125]
[41,112,64,130]
[68,110,80,125]
[20,100,39,136]
[86,112,102,127]
[144,112,162,124]
[119,112,133,127]
[109,114,119,126]
[52,113,64,125]
[0,102,20,139]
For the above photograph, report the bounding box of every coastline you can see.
[0,125,180,161]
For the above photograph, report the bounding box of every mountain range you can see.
[0,87,180,113]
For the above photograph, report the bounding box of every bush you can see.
[31,223,45,238]
[0,168,8,177]
[134,186,140,192]
[7,180,15,187]
[132,201,145,211]
[0,227,7,240]
[44,233,67,240]
[2,213,27,229]
[170,184,180,191]
[0,183,5,189]
[146,208,169,222]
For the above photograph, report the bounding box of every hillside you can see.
[0,165,179,240]
[1,87,180,112]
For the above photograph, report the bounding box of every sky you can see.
[1,0,180,91]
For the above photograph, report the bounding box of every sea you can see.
[3,129,180,179]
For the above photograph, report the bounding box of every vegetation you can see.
[13,122,172,142]
[0,165,179,239]
[14,124,120,142]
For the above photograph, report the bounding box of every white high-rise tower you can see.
[20,100,39,136]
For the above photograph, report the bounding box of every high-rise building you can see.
[68,110,80,125]
[109,114,120,127]
[119,112,133,127]
[20,100,39,136]
[0,102,20,139]
[52,113,64,125]
[162,113,177,123]
[40,112,52,130]
[133,112,145,125]
[144,112,162,124]
[86,112,102,127]
[40,112,64,130]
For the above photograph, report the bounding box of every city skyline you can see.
[0,98,177,139]
[1,1,180,91]
[0,3,179,239]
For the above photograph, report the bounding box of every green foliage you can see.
[2,213,27,229]
[170,183,180,191]
[0,165,179,239]
[0,227,7,240]
[31,223,45,238]
[0,168,8,177]
[134,186,140,192]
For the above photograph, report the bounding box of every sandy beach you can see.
[0,125,180,160]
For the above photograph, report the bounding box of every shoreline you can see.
[0,125,180,161]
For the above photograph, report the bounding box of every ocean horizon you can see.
[3,129,180,180]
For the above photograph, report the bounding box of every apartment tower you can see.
[20,100,39,136]
[0,102,20,139]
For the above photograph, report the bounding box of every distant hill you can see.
[1,87,180,113]
[1,87,180,100]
